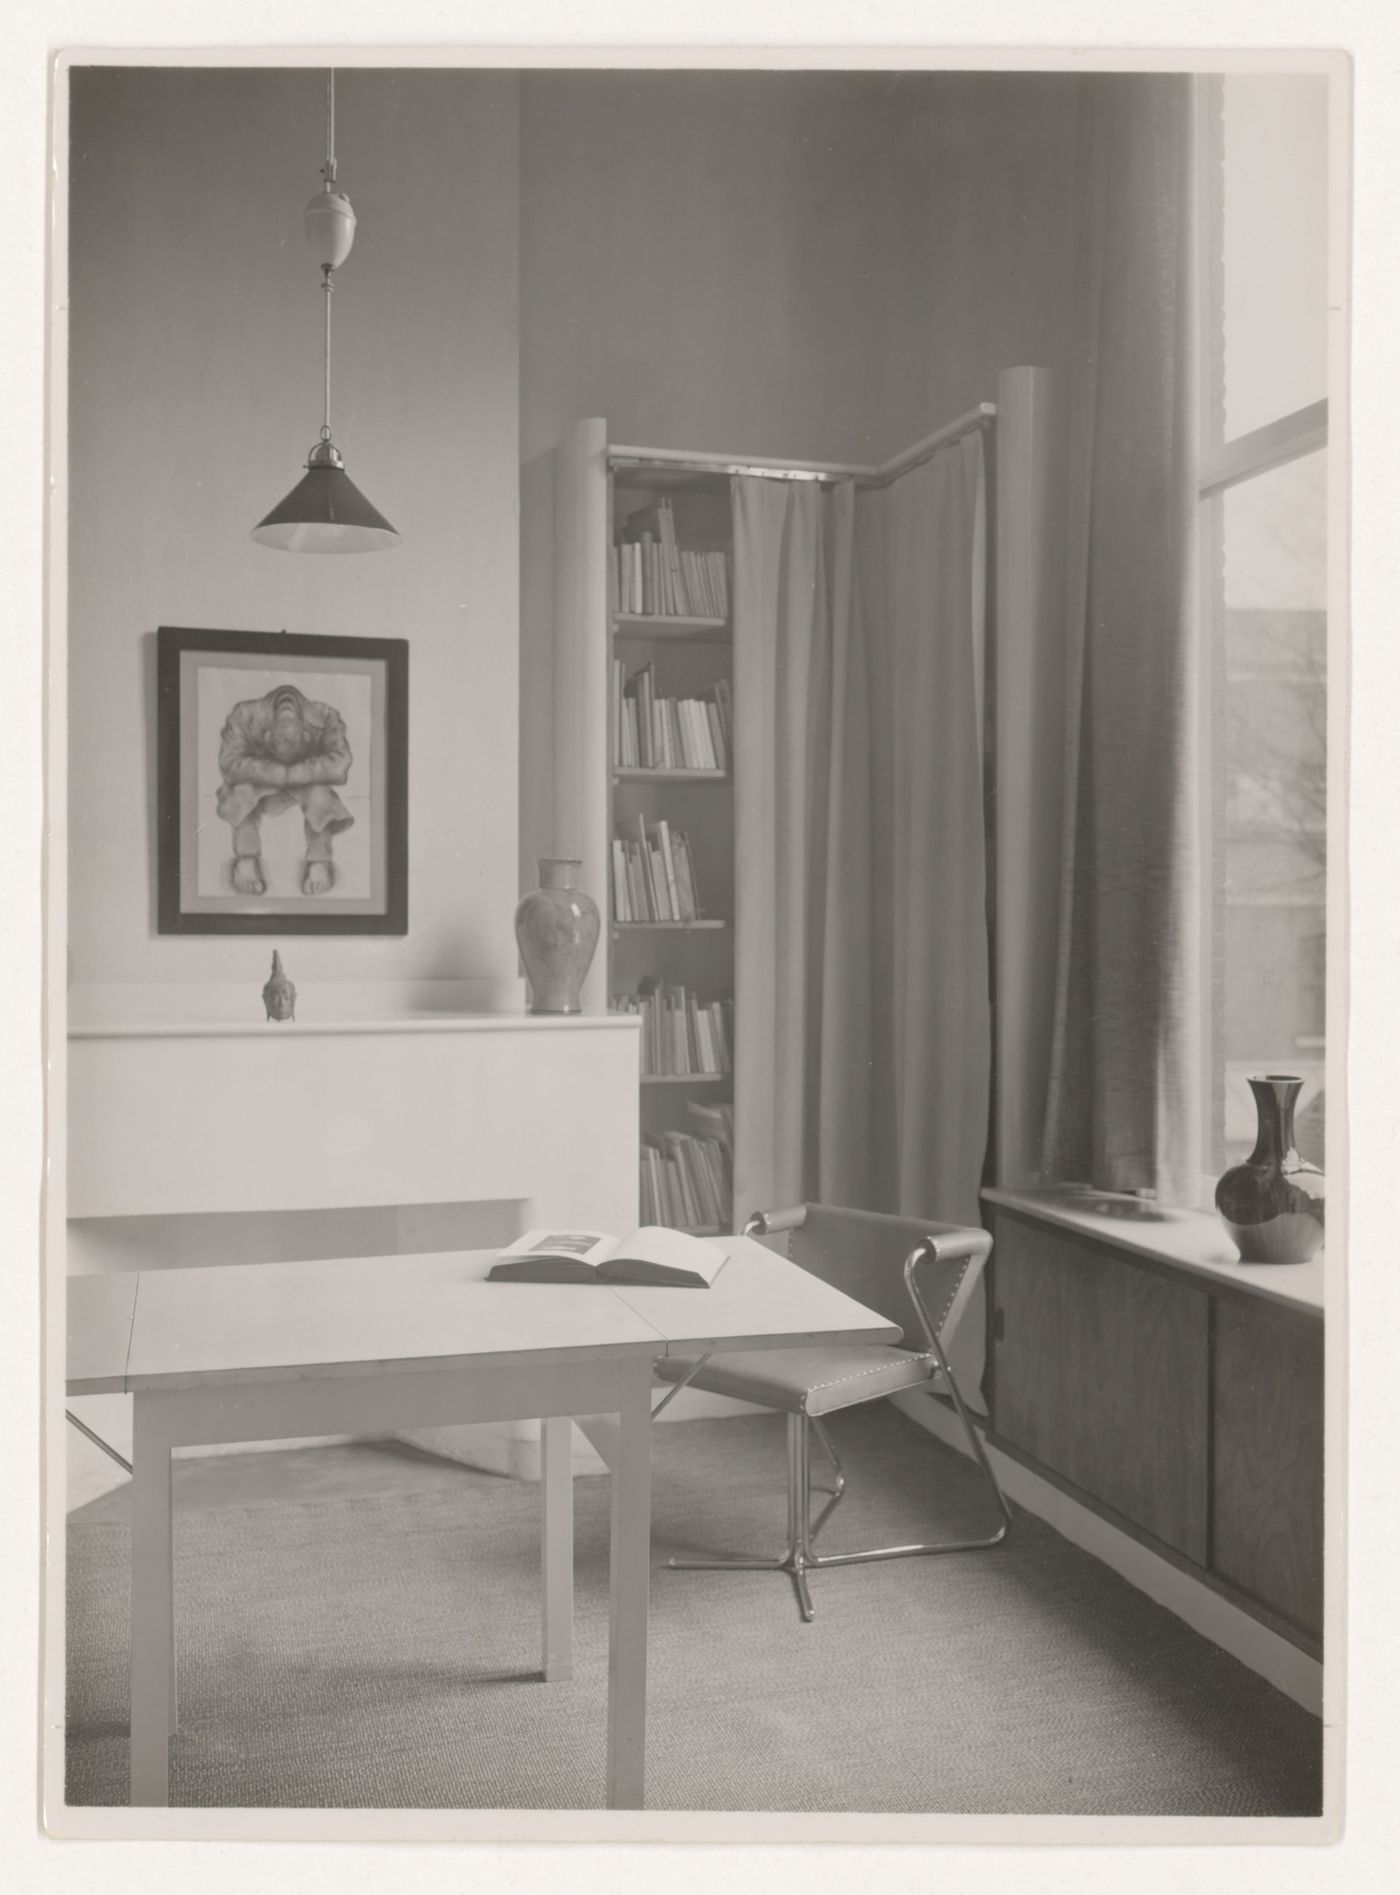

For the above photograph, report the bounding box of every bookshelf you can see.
[551,419,744,1239]
[609,463,736,1235]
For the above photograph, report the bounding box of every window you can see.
[1198,74,1330,1180]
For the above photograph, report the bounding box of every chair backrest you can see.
[779,1202,990,1354]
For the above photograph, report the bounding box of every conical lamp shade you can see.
[251,464,400,554]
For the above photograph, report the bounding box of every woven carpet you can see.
[64,1403,1322,1813]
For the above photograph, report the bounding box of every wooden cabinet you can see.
[1212,1299,1324,1634]
[992,1216,1209,1561]
[988,1205,1323,1648]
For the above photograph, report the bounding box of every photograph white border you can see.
[7,3,1395,1891]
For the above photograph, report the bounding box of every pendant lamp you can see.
[252,71,400,554]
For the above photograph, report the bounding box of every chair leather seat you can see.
[656,1344,931,1416]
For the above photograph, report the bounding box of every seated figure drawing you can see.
[216,683,354,895]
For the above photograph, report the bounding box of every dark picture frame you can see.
[156,626,408,934]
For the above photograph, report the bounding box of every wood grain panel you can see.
[990,1212,1210,1561]
[1212,1299,1324,1638]
[988,1216,1068,1464]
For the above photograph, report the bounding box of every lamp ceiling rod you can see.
[324,68,337,185]
[250,64,398,551]
[322,265,333,441]
[320,69,337,445]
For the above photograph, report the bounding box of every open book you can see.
[488,1225,728,1288]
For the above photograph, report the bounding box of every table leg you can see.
[540,1416,574,1681]
[129,1395,174,1806]
[605,1360,653,1810]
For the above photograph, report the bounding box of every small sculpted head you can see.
[262,950,297,1022]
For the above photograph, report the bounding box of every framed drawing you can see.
[156,626,408,934]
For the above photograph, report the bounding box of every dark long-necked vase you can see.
[1214,1073,1325,1264]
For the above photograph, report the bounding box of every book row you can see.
[612,498,730,620]
[612,662,732,772]
[685,1100,734,1152]
[641,1130,733,1233]
[612,817,706,924]
[612,980,734,1077]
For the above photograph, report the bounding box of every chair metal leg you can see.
[667,1553,790,1571]
[787,1411,802,1553]
[667,1411,800,1574]
[788,1412,815,1620]
[666,1413,817,1620]
[938,1338,1014,1539]
[806,1342,1011,1571]
[666,1417,822,1622]
[806,1416,846,1546]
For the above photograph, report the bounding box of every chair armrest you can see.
[743,1205,810,1238]
[903,1226,993,1354]
[911,1226,992,1271]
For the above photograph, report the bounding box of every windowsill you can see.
[981,1186,1324,1317]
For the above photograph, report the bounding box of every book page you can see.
[611,1225,727,1277]
[494,1228,616,1268]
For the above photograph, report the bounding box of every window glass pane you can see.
[1218,448,1326,1169]
[1219,77,1329,440]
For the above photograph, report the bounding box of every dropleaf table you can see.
[67,1238,901,1809]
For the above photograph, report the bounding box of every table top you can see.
[67,1238,904,1396]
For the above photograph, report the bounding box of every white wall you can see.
[519,71,925,471]
[889,72,1081,426]
[67,67,522,988]
[519,70,1081,476]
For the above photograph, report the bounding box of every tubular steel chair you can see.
[658,1202,1011,1622]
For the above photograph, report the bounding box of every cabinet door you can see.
[990,1213,1210,1562]
[1212,1299,1324,1639]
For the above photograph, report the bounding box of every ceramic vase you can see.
[513,858,600,1015]
[1214,1073,1325,1264]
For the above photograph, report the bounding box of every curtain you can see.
[857,441,990,1231]
[1040,75,1201,1205]
[732,439,990,1394]
[732,477,864,1221]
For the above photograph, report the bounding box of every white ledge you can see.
[70,1012,640,1042]
[65,978,641,1040]
[982,1186,1325,1317]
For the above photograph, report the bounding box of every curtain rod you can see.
[608,401,997,486]
[873,402,998,482]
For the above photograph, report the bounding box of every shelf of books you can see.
[608,474,737,1237]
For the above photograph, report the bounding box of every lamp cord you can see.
[321,68,335,443]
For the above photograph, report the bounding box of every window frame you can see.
[1193,75,1330,1203]
[1199,400,1328,500]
